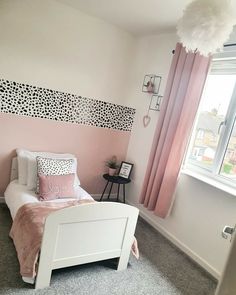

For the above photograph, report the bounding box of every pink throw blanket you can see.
[10,200,94,278]
[10,200,139,278]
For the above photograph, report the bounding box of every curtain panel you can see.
[140,43,211,218]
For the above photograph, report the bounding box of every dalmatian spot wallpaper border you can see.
[0,79,136,132]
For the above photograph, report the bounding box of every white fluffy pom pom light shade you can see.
[177,0,235,56]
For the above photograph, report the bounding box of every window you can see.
[184,53,236,189]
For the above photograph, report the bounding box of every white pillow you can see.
[26,151,80,190]
[16,149,30,185]
[16,148,80,189]
[36,157,78,194]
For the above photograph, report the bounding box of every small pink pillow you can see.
[38,174,77,201]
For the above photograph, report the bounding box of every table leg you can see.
[100,180,109,201]
[117,184,120,202]
[107,182,113,200]
[123,184,126,203]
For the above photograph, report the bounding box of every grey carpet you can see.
[0,203,216,295]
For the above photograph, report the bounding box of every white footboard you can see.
[35,202,139,289]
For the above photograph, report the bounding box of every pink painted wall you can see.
[0,113,131,195]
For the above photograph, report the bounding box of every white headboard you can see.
[10,157,18,181]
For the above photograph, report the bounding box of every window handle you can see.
[218,120,227,134]
[222,225,235,242]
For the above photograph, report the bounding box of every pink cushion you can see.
[38,174,76,201]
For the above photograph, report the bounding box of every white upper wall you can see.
[58,0,236,36]
[0,0,136,105]
[226,25,236,44]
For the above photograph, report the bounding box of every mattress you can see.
[4,179,93,219]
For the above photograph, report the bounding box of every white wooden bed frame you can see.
[10,158,139,289]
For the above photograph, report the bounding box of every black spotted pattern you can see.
[0,79,136,131]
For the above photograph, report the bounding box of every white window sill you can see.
[181,169,236,197]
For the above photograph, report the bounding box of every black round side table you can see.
[100,174,131,203]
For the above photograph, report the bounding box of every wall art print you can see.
[0,79,135,132]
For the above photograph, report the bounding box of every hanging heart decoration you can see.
[143,115,151,127]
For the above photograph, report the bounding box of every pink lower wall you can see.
[0,113,131,195]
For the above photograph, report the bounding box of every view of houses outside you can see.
[221,121,236,179]
[188,75,236,181]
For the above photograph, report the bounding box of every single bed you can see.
[4,157,139,289]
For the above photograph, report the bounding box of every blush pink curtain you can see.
[140,43,211,218]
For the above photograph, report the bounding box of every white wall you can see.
[126,32,236,279]
[225,25,236,45]
[0,0,135,105]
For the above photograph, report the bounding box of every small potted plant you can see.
[106,156,119,176]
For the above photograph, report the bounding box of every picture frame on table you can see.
[118,161,133,179]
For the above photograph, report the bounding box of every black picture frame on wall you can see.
[149,94,163,111]
[118,161,133,179]
[142,74,162,94]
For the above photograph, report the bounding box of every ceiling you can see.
[58,0,236,36]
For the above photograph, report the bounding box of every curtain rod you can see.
[172,43,236,54]
[224,43,236,47]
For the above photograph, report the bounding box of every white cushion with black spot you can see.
[36,157,76,194]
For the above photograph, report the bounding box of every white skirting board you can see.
[126,199,220,281]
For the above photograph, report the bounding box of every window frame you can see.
[183,52,236,192]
